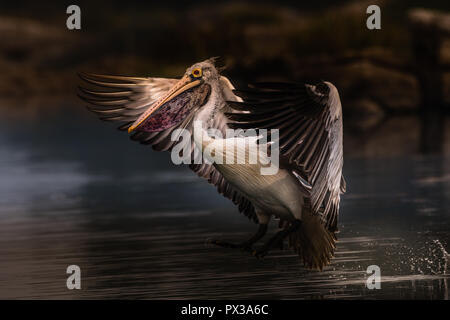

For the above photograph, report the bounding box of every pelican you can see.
[78,58,345,270]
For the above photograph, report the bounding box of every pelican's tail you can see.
[288,212,337,271]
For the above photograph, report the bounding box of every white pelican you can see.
[78,58,345,270]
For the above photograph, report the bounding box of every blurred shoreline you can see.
[1,0,450,156]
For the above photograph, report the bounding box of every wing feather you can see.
[78,73,257,222]
[229,81,345,231]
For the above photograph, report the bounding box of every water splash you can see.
[433,240,449,275]
[433,239,449,300]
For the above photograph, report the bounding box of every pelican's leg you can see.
[208,223,268,252]
[253,220,302,259]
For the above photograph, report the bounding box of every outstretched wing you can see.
[78,73,257,222]
[227,81,345,231]
[78,73,180,135]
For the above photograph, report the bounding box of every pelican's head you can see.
[185,59,220,84]
[128,58,219,133]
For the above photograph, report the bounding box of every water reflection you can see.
[0,106,449,299]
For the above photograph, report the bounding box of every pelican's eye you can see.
[191,68,202,78]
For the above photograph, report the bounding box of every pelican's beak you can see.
[128,75,202,133]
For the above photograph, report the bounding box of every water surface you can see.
[0,106,449,299]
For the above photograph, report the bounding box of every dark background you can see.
[1,0,450,157]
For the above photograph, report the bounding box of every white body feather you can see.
[194,88,305,223]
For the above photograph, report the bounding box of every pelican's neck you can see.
[193,82,222,150]
[194,83,221,127]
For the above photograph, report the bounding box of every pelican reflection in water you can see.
[78,58,345,270]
